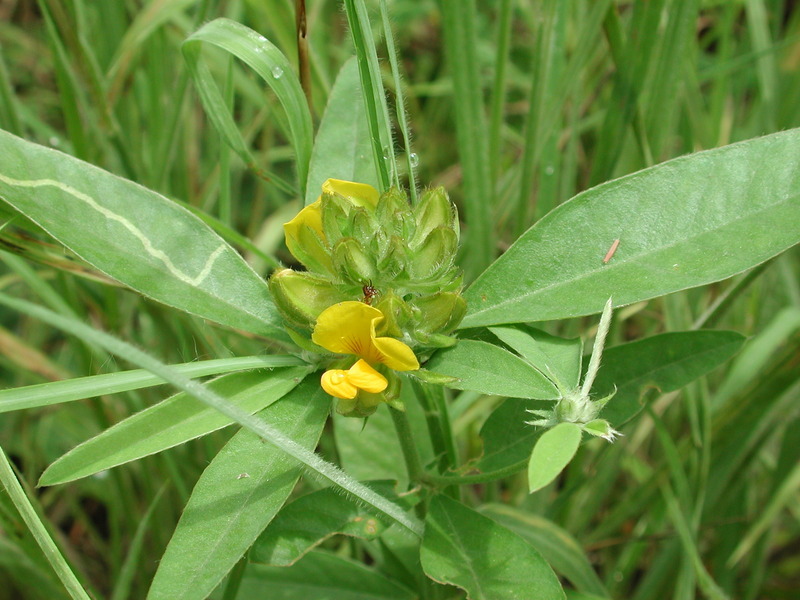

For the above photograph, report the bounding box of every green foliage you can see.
[528,422,583,493]
[463,128,800,328]
[421,495,565,599]
[0,1,799,598]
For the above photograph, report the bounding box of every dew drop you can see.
[271,66,283,79]
[49,137,60,147]
[545,165,554,175]
[409,152,419,167]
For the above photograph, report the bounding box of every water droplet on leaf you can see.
[271,66,283,79]
[409,152,419,167]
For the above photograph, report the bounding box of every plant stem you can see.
[389,406,424,485]
[295,0,312,110]
[423,459,527,486]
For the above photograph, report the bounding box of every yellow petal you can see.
[312,301,382,358]
[372,337,420,371]
[284,198,325,261]
[322,179,379,209]
[346,359,388,393]
[321,369,358,399]
[312,301,419,371]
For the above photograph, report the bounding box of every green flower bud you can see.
[376,236,410,280]
[349,206,379,241]
[412,187,458,247]
[410,292,466,334]
[332,238,377,282]
[582,419,621,442]
[374,290,414,338]
[268,269,349,329]
[410,226,458,279]
[375,187,411,223]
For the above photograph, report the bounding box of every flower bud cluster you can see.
[270,180,465,351]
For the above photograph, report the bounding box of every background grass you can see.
[0,0,799,598]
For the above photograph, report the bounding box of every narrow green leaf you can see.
[147,379,330,600]
[0,447,91,600]
[182,18,313,196]
[0,129,288,340]
[489,325,582,390]
[480,504,609,598]
[40,369,307,486]
[342,0,395,191]
[237,551,415,600]
[0,356,305,414]
[304,58,379,206]
[110,487,167,600]
[251,481,411,567]
[426,340,559,399]
[463,128,800,327]
[438,0,493,278]
[528,422,582,494]
[595,331,746,426]
[421,495,565,600]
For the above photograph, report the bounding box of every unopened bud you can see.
[410,226,458,279]
[374,290,413,337]
[332,238,376,282]
[410,292,466,334]
[268,269,348,329]
[412,187,457,247]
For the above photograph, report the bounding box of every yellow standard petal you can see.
[346,359,388,394]
[312,301,419,371]
[321,369,358,400]
[312,301,383,360]
[322,179,379,209]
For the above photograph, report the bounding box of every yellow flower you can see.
[321,359,387,399]
[312,301,419,400]
[283,179,379,265]
[313,301,419,369]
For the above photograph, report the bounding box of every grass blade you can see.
[0,447,92,600]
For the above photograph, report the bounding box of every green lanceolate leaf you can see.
[425,339,559,399]
[463,128,800,327]
[305,58,380,206]
[182,18,313,196]
[0,129,288,341]
[480,504,609,597]
[595,330,746,426]
[421,495,565,600]
[251,481,412,567]
[489,325,583,390]
[39,369,308,486]
[237,551,415,600]
[147,379,330,600]
[528,422,582,493]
